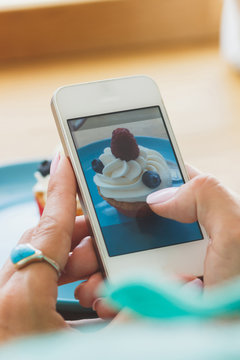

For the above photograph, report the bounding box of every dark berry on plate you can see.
[38,160,51,177]
[92,159,104,173]
[111,128,139,161]
[142,171,161,189]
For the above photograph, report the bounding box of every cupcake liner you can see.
[35,192,45,216]
[98,187,152,218]
[34,191,83,216]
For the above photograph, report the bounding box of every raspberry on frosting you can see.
[111,128,140,161]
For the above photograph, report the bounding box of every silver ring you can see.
[10,243,61,277]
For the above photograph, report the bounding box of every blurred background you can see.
[0,0,240,190]
[1,0,240,316]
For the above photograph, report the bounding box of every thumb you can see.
[31,154,77,271]
[146,175,240,240]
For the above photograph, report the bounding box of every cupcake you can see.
[33,159,83,216]
[91,128,172,217]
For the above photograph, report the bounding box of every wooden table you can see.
[1,43,240,192]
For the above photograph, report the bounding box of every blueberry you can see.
[142,171,161,189]
[91,159,104,174]
[38,160,51,177]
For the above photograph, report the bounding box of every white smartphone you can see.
[51,75,208,282]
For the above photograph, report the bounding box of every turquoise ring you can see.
[10,244,61,277]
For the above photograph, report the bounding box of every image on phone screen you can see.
[68,106,203,257]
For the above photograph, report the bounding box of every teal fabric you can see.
[1,276,240,359]
[102,275,240,319]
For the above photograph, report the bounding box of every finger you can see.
[61,236,99,284]
[92,298,117,319]
[74,272,103,308]
[59,216,91,284]
[185,163,202,179]
[147,175,240,238]
[4,156,77,302]
[74,273,117,319]
[1,212,88,285]
[71,215,90,251]
[30,155,77,273]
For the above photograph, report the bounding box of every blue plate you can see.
[0,161,89,316]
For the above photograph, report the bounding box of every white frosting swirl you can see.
[94,145,172,202]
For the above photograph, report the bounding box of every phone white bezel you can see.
[51,75,208,281]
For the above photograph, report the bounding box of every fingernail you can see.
[183,278,203,290]
[92,298,101,311]
[50,152,60,176]
[74,288,79,300]
[147,187,179,205]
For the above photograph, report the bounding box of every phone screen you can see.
[68,106,203,257]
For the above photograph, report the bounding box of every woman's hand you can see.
[73,165,240,314]
[0,154,111,343]
[146,166,240,287]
